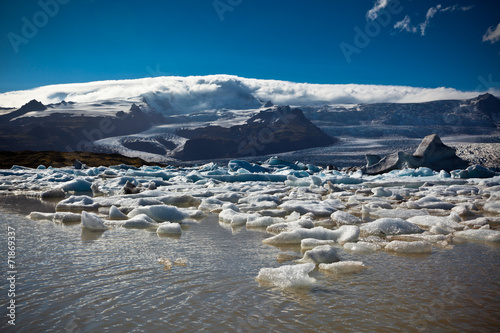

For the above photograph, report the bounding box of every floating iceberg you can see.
[343,242,378,253]
[319,261,368,274]
[127,205,189,222]
[407,215,463,231]
[81,211,109,231]
[385,240,432,253]
[279,200,336,217]
[331,211,362,225]
[263,225,359,245]
[301,238,337,250]
[157,222,182,235]
[453,229,500,243]
[296,245,340,264]
[360,218,423,236]
[256,263,316,289]
[56,195,99,211]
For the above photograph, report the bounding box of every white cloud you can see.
[394,4,474,36]
[366,0,389,20]
[394,15,418,33]
[483,22,500,44]
[419,4,441,36]
[0,75,488,112]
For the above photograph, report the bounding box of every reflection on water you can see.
[0,198,499,332]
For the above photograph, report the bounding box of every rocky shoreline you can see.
[0,150,160,169]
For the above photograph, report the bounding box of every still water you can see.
[1,196,499,333]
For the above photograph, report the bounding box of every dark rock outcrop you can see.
[363,134,469,174]
[176,106,337,161]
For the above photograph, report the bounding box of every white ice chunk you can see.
[198,197,225,212]
[52,212,81,223]
[369,208,429,220]
[386,234,447,243]
[279,200,336,217]
[256,263,316,288]
[429,226,451,235]
[301,238,337,250]
[453,229,500,243]
[222,203,240,212]
[28,212,55,220]
[415,196,454,210]
[219,209,249,226]
[266,218,314,234]
[247,216,284,228]
[296,245,340,264]
[215,192,243,203]
[360,218,423,236]
[407,215,463,231]
[158,194,201,207]
[343,242,378,253]
[108,205,128,220]
[127,205,189,222]
[156,222,182,235]
[319,261,368,274]
[385,240,432,253]
[122,214,157,228]
[56,195,98,211]
[483,201,500,214]
[372,187,392,197]
[81,211,109,231]
[263,225,359,245]
[59,178,93,192]
[331,211,362,225]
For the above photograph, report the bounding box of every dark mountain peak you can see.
[263,100,274,107]
[476,93,496,101]
[246,106,307,125]
[130,103,142,113]
[177,105,336,160]
[473,93,500,120]
[18,99,46,112]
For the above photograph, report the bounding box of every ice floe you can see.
[256,263,316,288]
[453,229,500,243]
[2,157,499,291]
[319,261,368,274]
[360,218,423,236]
[263,225,359,245]
[296,245,340,264]
[127,205,189,222]
[81,211,109,231]
[385,240,432,254]
[156,222,182,235]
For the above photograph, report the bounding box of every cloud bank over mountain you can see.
[0,75,492,113]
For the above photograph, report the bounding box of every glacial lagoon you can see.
[1,160,499,332]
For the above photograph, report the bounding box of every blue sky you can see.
[0,0,499,93]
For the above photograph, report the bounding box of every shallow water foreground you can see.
[0,196,499,333]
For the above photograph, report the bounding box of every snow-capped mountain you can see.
[0,75,498,165]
